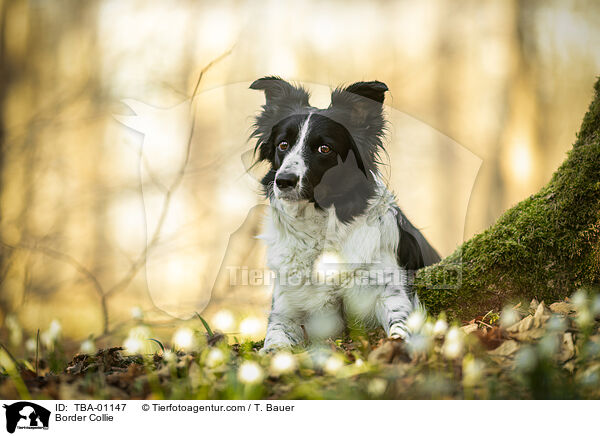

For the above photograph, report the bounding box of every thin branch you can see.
[0,47,234,338]
[94,319,180,342]
[191,46,234,99]
[0,242,104,297]
[0,240,110,334]
[0,342,19,368]
[35,329,39,377]
[105,48,233,298]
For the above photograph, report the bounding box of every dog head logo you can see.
[2,402,50,433]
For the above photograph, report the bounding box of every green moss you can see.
[416,77,600,320]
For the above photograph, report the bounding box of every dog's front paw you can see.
[259,342,291,355]
[388,323,409,340]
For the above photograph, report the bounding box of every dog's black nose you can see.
[275,173,299,190]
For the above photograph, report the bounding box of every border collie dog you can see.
[250,77,440,352]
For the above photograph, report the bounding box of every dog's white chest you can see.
[261,202,331,277]
[259,194,401,317]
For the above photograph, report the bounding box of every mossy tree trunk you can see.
[416,78,600,320]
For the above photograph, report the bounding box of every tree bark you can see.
[416,77,600,320]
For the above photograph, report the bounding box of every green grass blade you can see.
[195,312,214,338]
[147,338,165,353]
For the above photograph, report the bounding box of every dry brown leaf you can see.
[488,339,520,357]
[368,339,410,364]
[508,329,546,342]
[461,324,478,334]
[558,332,575,363]
[504,304,550,341]
[473,326,504,350]
[533,302,552,328]
[549,301,575,315]
[530,298,540,313]
[506,314,534,333]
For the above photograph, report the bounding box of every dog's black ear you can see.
[344,81,388,104]
[250,76,310,107]
[250,76,310,163]
[330,81,388,126]
[329,81,388,166]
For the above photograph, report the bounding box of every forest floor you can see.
[1,292,600,400]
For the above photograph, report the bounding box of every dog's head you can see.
[250,76,388,223]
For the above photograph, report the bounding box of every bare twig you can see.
[0,240,110,333]
[105,48,233,299]
[35,329,39,376]
[476,320,493,329]
[0,48,233,338]
[0,342,19,367]
[191,46,234,99]
[94,319,180,342]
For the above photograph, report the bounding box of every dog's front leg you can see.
[261,291,304,353]
[262,312,304,353]
[375,282,414,340]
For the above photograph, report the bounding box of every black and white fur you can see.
[250,77,440,352]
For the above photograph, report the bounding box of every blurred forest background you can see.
[1,0,600,354]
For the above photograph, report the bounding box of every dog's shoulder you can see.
[365,181,441,270]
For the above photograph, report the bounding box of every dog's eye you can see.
[277,141,289,151]
[318,144,332,154]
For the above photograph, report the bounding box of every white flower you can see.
[163,350,177,363]
[122,325,155,354]
[308,346,330,368]
[131,307,143,321]
[584,340,600,358]
[463,355,485,386]
[238,361,264,384]
[5,315,22,346]
[212,310,235,331]
[433,319,448,336]
[579,367,600,386]
[571,289,588,309]
[421,321,435,337]
[500,307,520,328]
[443,340,462,359]
[446,326,462,343]
[79,339,95,354]
[48,319,62,341]
[575,309,593,328]
[25,338,37,353]
[270,351,297,375]
[367,378,387,396]
[406,334,430,354]
[547,315,568,332]
[324,354,344,375]
[123,337,143,354]
[515,346,537,372]
[40,331,54,349]
[206,348,226,368]
[406,311,426,333]
[442,327,463,359]
[239,317,263,338]
[5,314,19,330]
[538,335,559,357]
[172,328,195,350]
